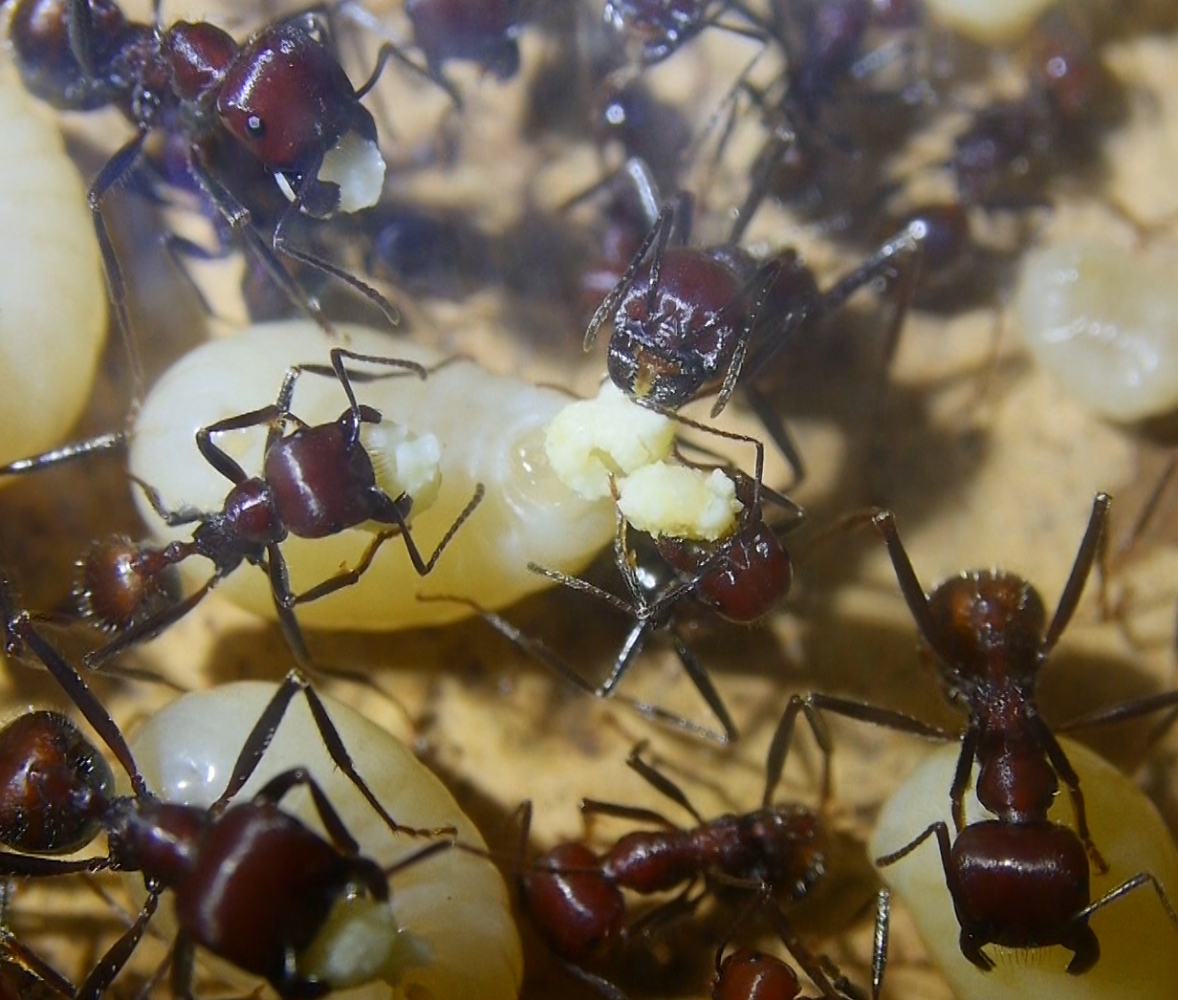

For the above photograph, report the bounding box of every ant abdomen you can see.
[714,949,803,1000]
[952,821,1095,967]
[73,535,182,633]
[523,842,626,962]
[8,0,128,110]
[0,711,113,854]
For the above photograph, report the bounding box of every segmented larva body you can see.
[0,77,105,475]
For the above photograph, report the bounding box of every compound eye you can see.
[246,114,265,137]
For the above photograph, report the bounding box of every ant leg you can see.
[287,530,397,607]
[195,405,283,485]
[84,574,218,673]
[1041,493,1112,657]
[75,888,160,1000]
[0,432,126,477]
[1032,715,1108,874]
[0,852,111,877]
[870,889,890,1000]
[948,726,979,834]
[272,193,402,330]
[0,928,75,998]
[253,767,364,855]
[624,740,706,824]
[560,962,629,1000]
[89,131,150,396]
[741,384,807,487]
[872,510,958,664]
[710,259,786,416]
[358,40,463,107]
[1069,870,1178,974]
[372,484,486,576]
[187,155,341,339]
[584,200,678,351]
[580,799,681,831]
[264,543,314,669]
[129,476,205,526]
[1058,689,1178,743]
[763,694,833,809]
[171,934,196,1000]
[13,621,149,795]
[627,882,706,938]
[670,627,738,743]
[763,904,844,998]
[209,669,455,838]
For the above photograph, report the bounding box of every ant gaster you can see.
[518,708,878,1000]
[443,425,799,742]
[0,349,483,669]
[7,0,410,387]
[0,580,454,999]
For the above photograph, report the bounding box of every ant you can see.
[0,578,455,999]
[0,348,484,670]
[602,0,771,68]
[340,0,523,88]
[584,195,924,480]
[6,0,428,387]
[779,494,1178,973]
[516,705,882,1000]
[440,425,800,742]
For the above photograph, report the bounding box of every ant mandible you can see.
[7,0,426,387]
[0,348,484,670]
[517,703,886,1000]
[442,422,799,742]
[0,578,454,999]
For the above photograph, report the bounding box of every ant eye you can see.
[246,115,264,137]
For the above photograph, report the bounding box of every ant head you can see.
[0,711,114,854]
[8,0,128,110]
[609,248,745,408]
[217,15,376,176]
[73,535,182,633]
[924,571,1048,689]
[750,805,827,902]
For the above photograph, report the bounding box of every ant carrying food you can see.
[0,348,483,670]
[584,194,924,480]
[780,494,1178,973]
[437,424,799,742]
[0,577,455,999]
[6,0,427,387]
[516,705,885,1000]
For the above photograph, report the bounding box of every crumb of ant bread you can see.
[616,463,742,541]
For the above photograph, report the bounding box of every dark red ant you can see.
[779,494,1178,973]
[0,349,484,670]
[437,425,799,742]
[516,710,882,1000]
[584,196,923,480]
[7,0,417,386]
[603,0,771,67]
[0,576,455,999]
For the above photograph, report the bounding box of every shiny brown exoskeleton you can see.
[7,0,403,387]
[450,426,800,742]
[603,0,770,67]
[585,196,924,481]
[517,706,871,1000]
[782,494,1178,973]
[0,583,451,999]
[0,349,482,671]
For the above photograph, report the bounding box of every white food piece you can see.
[923,0,1056,43]
[871,737,1178,1000]
[129,322,616,629]
[128,681,523,1000]
[544,381,676,500]
[616,463,742,541]
[359,421,443,520]
[318,131,388,213]
[1015,241,1178,422]
[0,78,105,478]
